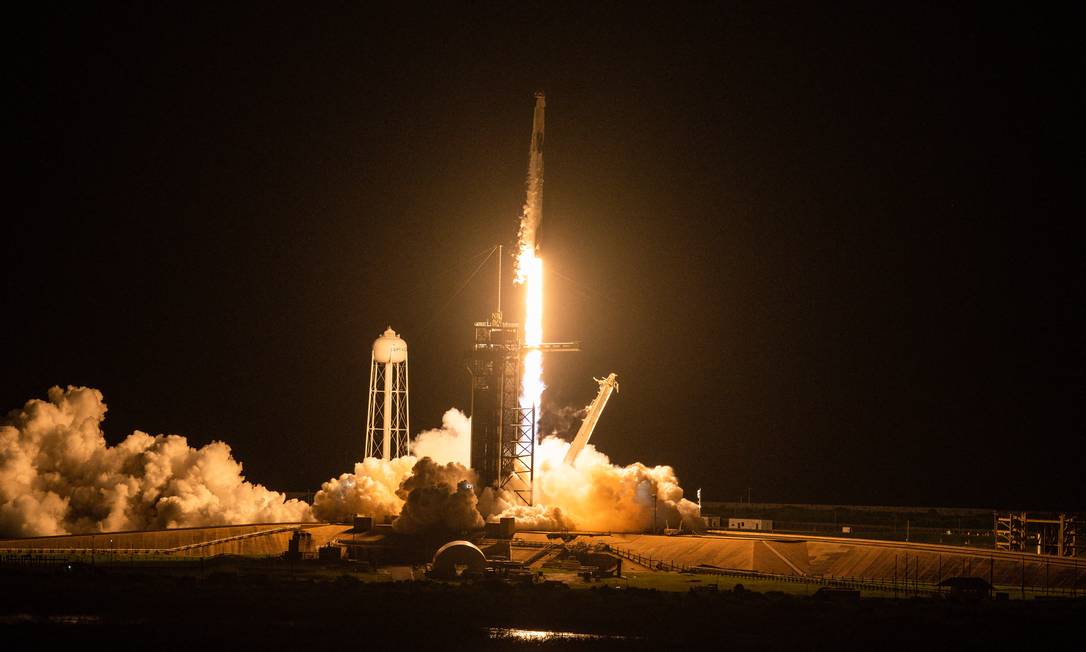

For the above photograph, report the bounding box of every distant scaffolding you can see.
[994,512,1078,557]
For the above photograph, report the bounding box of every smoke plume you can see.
[312,455,484,534]
[310,407,484,530]
[314,402,702,534]
[392,457,483,534]
[477,488,575,531]
[311,409,473,526]
[539,400,587,437]
[0,385,701,538]
[410,408,471,466]
[0,386,312,538]
[311,455,415,524]
[486,436,703,533]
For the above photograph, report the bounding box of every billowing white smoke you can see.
[2,387,700,539]
[477,489,575,531]
[311,408,473,524]
[483,436,703,533]
[0,386,312,538]
[392,457,483,534]
[410,408,471,466]
[311,455,484,534]
[315,402,702,533]
[311,455,416,524]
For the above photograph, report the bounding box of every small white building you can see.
[728,518,773,531]
[703,515,723,529]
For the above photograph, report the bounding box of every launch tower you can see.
[468,312,535,504]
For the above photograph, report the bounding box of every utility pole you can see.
[1021,555,1025,599]
[496,244,502,316]
[653,490,658,534]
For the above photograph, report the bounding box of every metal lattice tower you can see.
[365,327,410,460]
[995,512,1080,556]
[467,312,577,505]
[468,314,535,505]
[504,403,536,506]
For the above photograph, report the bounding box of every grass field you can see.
[540,567,898,597]
[4,563,1081,650]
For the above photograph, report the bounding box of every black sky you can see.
[8,3,1082,510]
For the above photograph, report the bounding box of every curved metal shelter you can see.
[431,540,486,578]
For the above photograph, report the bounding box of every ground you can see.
[2,560,1082,650]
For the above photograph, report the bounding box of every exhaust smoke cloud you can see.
[314,405,702,533]
[482,435,703,532]
[410,408,471,467]
[3,389,700,538]
[311,455,415,524]
[392,457,484,534]
[0,386,312,538]
[310,409,474,526]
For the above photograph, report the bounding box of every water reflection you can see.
[487,627,634,641]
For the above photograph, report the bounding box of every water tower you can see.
[365,327,410,460]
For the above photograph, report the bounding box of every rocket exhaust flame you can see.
[519,254,544,419]
[516,92,547,438]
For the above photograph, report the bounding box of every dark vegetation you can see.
[2,564,1081,650]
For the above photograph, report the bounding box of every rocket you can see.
[529,91,545,176]
[520,91,545,253]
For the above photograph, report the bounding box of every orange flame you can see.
[516,244,544,418]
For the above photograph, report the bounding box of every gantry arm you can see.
[563,373,619,466]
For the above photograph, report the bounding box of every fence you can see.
[604,545,1083,598]
[0,526,302,570]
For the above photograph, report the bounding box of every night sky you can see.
[9,4,1081,510]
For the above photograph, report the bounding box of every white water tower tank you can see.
[373,328,408,364]
[365,327,410,460]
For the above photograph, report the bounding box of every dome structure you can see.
[431,540,487,578]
